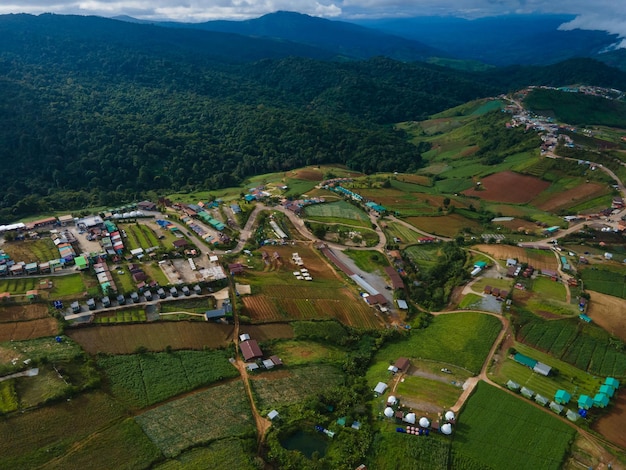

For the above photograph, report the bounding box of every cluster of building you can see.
[282,196,325,215]
[239,333,284,371]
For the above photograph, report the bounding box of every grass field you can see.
[471,277,513,293]
[453,382,575,470]
[1,238,58,263]
[343,250,390,273]
[94,308,146,323]
[0,392,126,469]
[68,323,235,354]
[490,342,603,403]
[531,277,566,301]
[580,268,626,299]
[304,200,371,227]
[99,349,238,408]
[0,336,85,375]
[143,262,170,286]
[250,364,344,412]
[383,222,425,245]
[368,433,453,470]
[136,381,254,458]
[403,244,441,269]
[0,277,49,295]
[395,375,463,411]
[121,223,161,251]
[369,312,502,379]
[0,381,18,413]
[405,214,482,237]
[155,438,255,470]
[52,273,88,297]
[268,340,344,366]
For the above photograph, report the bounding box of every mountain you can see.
[121,11,444,62]
[353,15,620,66]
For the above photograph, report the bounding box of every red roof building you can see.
[240,340,263,361]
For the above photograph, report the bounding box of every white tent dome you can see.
[403,413,416,424]
[441,423,453,435]
[445,411,455,421]
[387,395,397,405]
[419,417,430,428]
[384,407,394,418]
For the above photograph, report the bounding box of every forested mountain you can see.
[119,11,443,62]
[1,14,626,220]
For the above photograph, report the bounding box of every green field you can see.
[98,349,239,408]
[344,250,390,273]
[369,312,502,378]
[268,340,344,366]
[580,268,626,299]
[395,376,462,410]
[0,381,18,413]
[122,223,162,251]
[52,273,88,297]
[531,277,566,301]
[471,277,513,293]
[403,244,441,268]
[160,298,213,314]
[453,382,575,470]
[517,313,626,377]
[491,342,603,402]
[1,238,58,263]
[368,433,453,470]
[94,308,146,323]
[304,200,370,227]
[142,262,170,286]
[135,381,254,458]
[384,222,425,245]
[250,364,344,412]
[155,439,255,470]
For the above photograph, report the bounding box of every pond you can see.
[280,429,329,459]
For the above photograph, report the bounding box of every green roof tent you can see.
[599,384,615,398]
[593,393,610,408]
[75,256,89,270]
[554,389,571,404]
[474,261,488,269]
[577,395,594,410]
[513,353,537,368]
[604,377,620,390]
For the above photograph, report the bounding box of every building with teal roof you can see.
[577,395,593,410]
[554,389,571,404]
[599,384,614,398]
[604,377,619,390]
[593,393,610,408]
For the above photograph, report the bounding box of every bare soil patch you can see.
[396,174,432,186]
[291,168,323,181]
[586,290,626,342]
[242,323,295,341]
[463,171,550,203]
[533,183,607,212]
[67,322,234,354]
[592,390,626,448]
[0,317,59,341]
[0,304,49,322]
[474,244,558,271]
[406,214,481,237]
[496,218,540,234]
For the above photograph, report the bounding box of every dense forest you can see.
[1,14,626,220]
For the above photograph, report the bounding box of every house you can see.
[172,239,188,249]
[365,294,388,306]
[267,410,279,420]
[554,389,571,404]
[384,266,405,289]
[102,296,111,308]
[604,377,620,390]
[491,287,500,297]
[74,256,89,271]
[396,299,408,310]
[599,384,615,398]
[130,292,139,303]
[144,290,153,301]
[394,357,410,372]
[270,355,284,367]
[483,285,492,295]
[566,410,578,422]
[71,301,80,313]
[181,286,190,296]
[240,340,263,361]
[593,392,610,408]
[25,262,38,275]
[239,333,250,342]
[373,382,388,395]
[229,263,245,275]
[137,200,157,211]
[117,294,126,305]
[263,358,275,369]
[246,363,259,372]
[193,284,202,295]
[58,214,74,226]
[578,395,593,410]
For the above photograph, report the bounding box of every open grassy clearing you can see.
[44,418,161,470]
[405,214,482,237]
[0,381,18,413]
[283,178,319,197]
[368,312,502,380]
[154,438,256,470]
[99,349,238,409]
[135,381,254,458]
[490,342,602,403]
[383,221,424,244]
[0,336,85,375]
[531,277,566,301]
[160,298,213,314]
[453,382,575,470]
[457,293,482,309]
[1,238,58,263]
[343,250,390,273]
[267,339,344,366]
[304,200,371,227]
[250,364,344,412]
[111,268,135,294]
[0,392,126,469]
[0,276,48,295]
[67,323,234,354]
[471,277,513,293]
[142,261,170,285]
[0,273,86,297]
[474,245,558,271]
[395,375,462,411]
[94,308,146,324]
[403,243,441,268]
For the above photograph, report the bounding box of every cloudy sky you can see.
[1,1,625,44]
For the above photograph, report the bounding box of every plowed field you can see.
[0,304,48,322]
[463,171,549,203]
[532,183,607,212]
[0,317,59,341]
[474,244,558,271]
[585,290,626,342]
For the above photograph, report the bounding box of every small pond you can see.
[280,429,329,459]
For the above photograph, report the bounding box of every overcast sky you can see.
[1,1,625,45]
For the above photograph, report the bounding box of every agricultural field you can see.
[98,349,238,408]
[517,315,626,377]
[474,245,558,271]
[250,364,344,411]
[585,290,626,341]
[160,298,213,314]
[43,418,161,470]
[513,278,576,317]
[267,339,345,366]
[304,200,371,227]
[241,323,294,341]
[383,221,425,245]
[471,277,513,294]
[462,171,550,203]
[369,312,502,378]
[93,308,146,324]
[580,268,626,299]
[0,303,49,322]
[0,277,48,295]
[0,381,18,413]
[135,381,255,458]
[404,243,442,269]
[368,433,454,470]
[0,392,127,469]
[531,180,609,212]
[405,213,481,237]
[0,317,59,341]
[1,238,58,263]
[343,250,390,273]
[67,322,234,354]
[51,273,88,298]
[491,342,603,402]
[453,382,575,470]
[155,438,256,470]
[121,223,161,251]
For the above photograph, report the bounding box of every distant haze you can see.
[0,1,624,48]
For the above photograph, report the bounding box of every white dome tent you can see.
[384,407,394,418]
[387,395,397,405]
[403,413,416,424]
[445,411,455,422]
[441,423,453,435]
[419,417,430,428]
